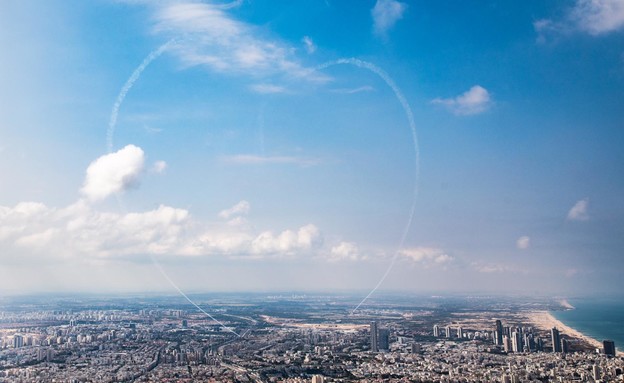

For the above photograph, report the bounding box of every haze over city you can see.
[1,0,623,296]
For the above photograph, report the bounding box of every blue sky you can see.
[0,0,623,296]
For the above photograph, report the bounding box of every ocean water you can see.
[551,296,624,353]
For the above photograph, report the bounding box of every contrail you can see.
[106,39,176,153]
[107,40,239,337]
[151,256,241,337]
[317,58,420,314]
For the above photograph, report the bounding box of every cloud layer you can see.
[1,148,326,263]
[399,247,453,267]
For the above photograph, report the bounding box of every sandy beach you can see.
[527,310,622,355]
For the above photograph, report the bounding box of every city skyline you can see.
[1,0,624,294]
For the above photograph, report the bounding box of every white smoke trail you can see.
[317,58,420,314]
[107,40,239,336]
[106,39,176,153]
[151,256,241,337]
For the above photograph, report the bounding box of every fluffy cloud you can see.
[516,236,531,250]
[0,200,190,259]
[152,2,327,81]
[250,224,322,256]
[567,198,589,221]
[329,241,359,262]
[570,0,624,35]
[0,198,325,261]
[400,247,453,267]
[372,0,407,37]
[535,0,624,41]
[431,85,491,115]
[80,145,145,201]
[1,146,327,262]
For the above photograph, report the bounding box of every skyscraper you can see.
[495,320,503,346]
[12,334,23,348]
[511,330,522,353]
[603,339,616,356]
[446,326,453,338]
[370,321,378,352]
[457,326,463,339]
[503,335,512,353]
[378,329,390,351]
[561,338,569,354]
[551,328,561,353]
[433,325,440,337]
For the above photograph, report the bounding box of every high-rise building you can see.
[446,326,453,338]
[411,343,421,354]
[551,328,561,353]
[13,334,23,348]
[457,326,463,339]
[593,365,600,381]
[561,338,569,354]
[378,329,390,351]
[311,375,324,383]
[495,320,503,346]
[370,321,378,352]
[433,325,440,337]
[511,331,522,353]
[503,335,512,353]
[604,339,616,356]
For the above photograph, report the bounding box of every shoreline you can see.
[528,310,622,356]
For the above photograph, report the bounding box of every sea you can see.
[551,296,624,353]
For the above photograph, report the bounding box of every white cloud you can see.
[567,198,589,221]
[249,83,288,94]
[250,224,322,256]
[570,0,624,35]
[400,247,453,267]
[372,0,407,37]
[431,85,492,115]
[535,0,624,41]
[1,148,329,262]
[222,154,320,166]
[516,235,531,250]
[302,36,316,54]
[0,198,326,261]
[152,2,327,81]
[329,241,359,262]
[219,200,250,219]
[152,160,167,173]
[80,145,145,202]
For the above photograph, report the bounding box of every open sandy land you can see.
[527,310,623,355]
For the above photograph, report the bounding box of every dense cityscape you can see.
[0,294,621,382]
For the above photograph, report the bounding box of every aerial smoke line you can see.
[106,39,176,153]
[106,40,240,336]
[317,58,420,314]
[107,44,418,318]
[151,256,241,337]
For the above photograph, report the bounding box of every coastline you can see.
[528,310,622,356]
